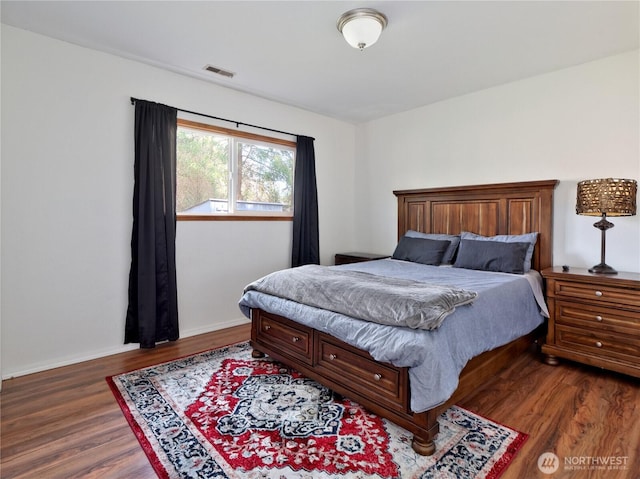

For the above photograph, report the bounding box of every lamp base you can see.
[588,263,618,275]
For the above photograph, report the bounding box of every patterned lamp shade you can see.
[576,178,637,217]
[576,178,637,274]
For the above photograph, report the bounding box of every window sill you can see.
[177,214,293,222]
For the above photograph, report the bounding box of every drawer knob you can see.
[292,336,300,342]
[595,341,603,348]
[595,290,603,297]
[373,373,382,381]
[264,324,271,330]
[329,354,337,360]
[595,315,603,322]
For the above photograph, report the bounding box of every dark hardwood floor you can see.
[1,324,638,479]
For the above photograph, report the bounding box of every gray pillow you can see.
[453,239,530,274]
[460,231,538,272]
[404,231,460,264]
[392,237,451,265]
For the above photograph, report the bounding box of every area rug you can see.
[107,341,527,479]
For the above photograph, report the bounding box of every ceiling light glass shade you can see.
[337,8,388,50]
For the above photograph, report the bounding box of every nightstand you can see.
[541,266,640,378]
[334,252,389,265]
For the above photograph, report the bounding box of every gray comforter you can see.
[244,264,477,330]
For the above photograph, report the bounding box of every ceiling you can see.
[2,1,638,123]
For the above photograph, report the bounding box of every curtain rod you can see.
[130,97,313,140]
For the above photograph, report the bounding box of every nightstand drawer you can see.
[552,280,640,309]
[555,302,640,335]
[556,324,640,360]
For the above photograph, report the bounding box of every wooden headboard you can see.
[393,180,558,272]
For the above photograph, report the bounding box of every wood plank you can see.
[2,322,638,478]
[0,324,251,479]
[460,351,640,478]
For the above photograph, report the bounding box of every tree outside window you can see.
[176,119,295,218]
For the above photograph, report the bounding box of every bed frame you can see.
[251,179,558,455]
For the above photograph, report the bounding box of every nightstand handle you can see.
[594,290,603,297]
[595,341,603,348]
[292,336,300,342]
[595,315,603,322]
[373,373,382,381]
[329,354,337,360]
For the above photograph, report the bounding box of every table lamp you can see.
[576,178,637,274]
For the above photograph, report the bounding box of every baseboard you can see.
[3,343,140,380]
[1,317,251,380]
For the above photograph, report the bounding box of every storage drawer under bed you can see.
[315,332,409,411]
[252,310,313,365]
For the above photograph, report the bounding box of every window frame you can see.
[176,118,296,222]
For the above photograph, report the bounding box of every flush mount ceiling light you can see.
[337,8,388,51]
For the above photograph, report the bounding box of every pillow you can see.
[392,236,451,265]
[453,239,530,274]
[404,231,460,264]
[460,231,538,272]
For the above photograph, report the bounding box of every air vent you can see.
[203,64,235,78]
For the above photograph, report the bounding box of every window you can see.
[176,119,295,220]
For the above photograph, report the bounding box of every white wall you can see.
[0,26,356,378]
[356,51,640,273]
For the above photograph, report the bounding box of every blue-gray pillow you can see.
[453,239,530,274]
[404,231,460,264]
[460,231,538,272]
[392,237,451,265]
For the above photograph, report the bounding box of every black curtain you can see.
[125,100,179,348]
[291,136,320,267]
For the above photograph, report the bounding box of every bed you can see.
[239,179,558,455]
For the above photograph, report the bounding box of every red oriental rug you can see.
[107,341,527,478]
